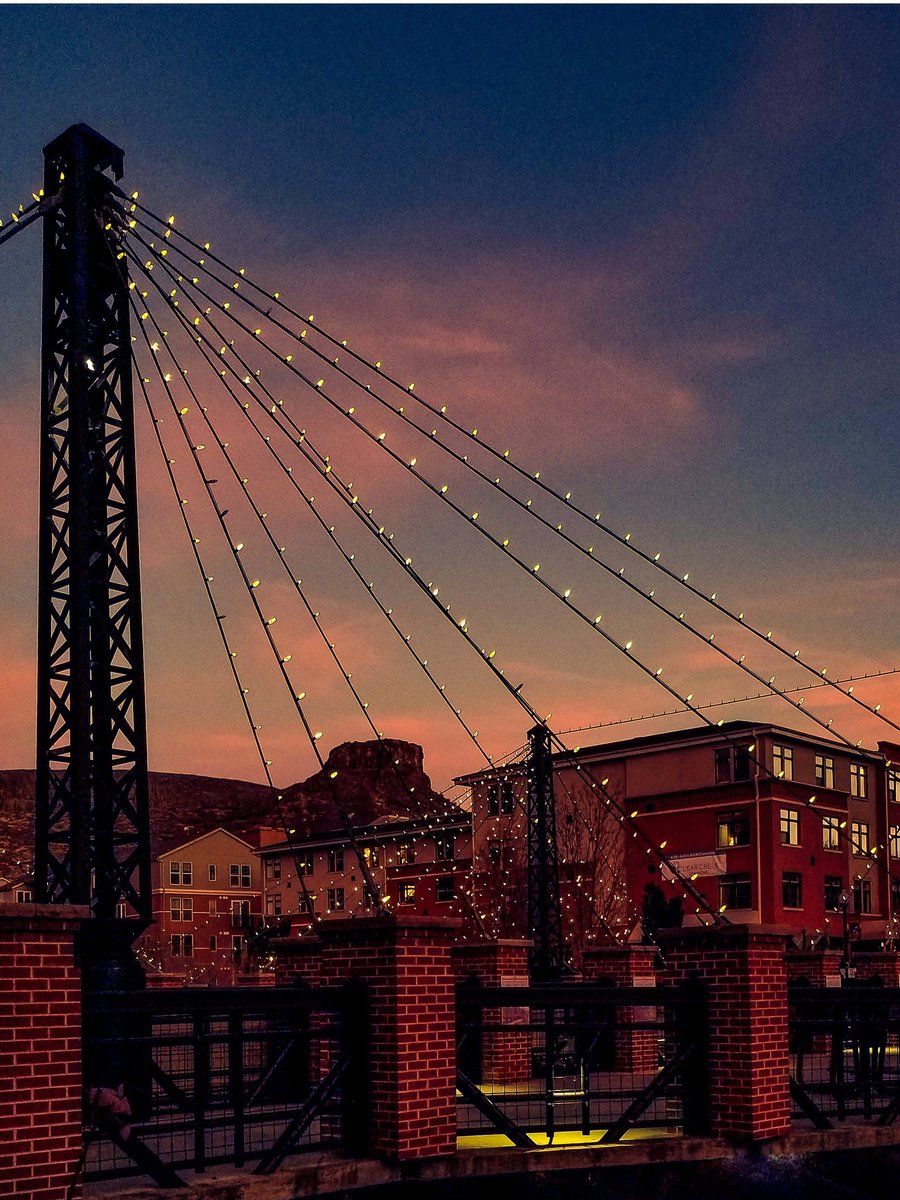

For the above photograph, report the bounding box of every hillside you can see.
[0,738,450,884]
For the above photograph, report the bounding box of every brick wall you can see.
[659,923,791,1142]
[1,905,88,1200]
[317,916,461,1161]
[452,940,531,1085]
[582,944,658,1072]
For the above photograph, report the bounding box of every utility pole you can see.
[34,124,150,991]
[526,724,565,980]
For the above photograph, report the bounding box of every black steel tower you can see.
[33,124,151,939]
[526,723,564,980]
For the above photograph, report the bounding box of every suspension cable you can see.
[125,200,897,736]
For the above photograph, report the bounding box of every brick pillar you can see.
[658,923,792,1142]
[1,904,88,1200]
[452,940,531,1085]
[851,952,900,986]
[317,916,461,1162]
[582,945,658,1073]
[271,934,323,986]
[784,949,843,988]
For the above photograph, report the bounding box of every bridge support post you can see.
[1,904,88,1200]
[659,923,792,1142]
[317,916,461,1161]
[582,944,659,1072]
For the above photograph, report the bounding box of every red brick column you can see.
[851,952,900,985]
[271,934,323,986]
[317,916,461,1162]
[452,940,532,1085]
[784,949,843,988]
[582,945,658,1073]
[658,923,792,1142]
[0,904,88,1200]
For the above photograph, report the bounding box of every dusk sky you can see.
[0,6,898,791]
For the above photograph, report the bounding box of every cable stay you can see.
[124,199,897,738]
[0,196,48,248]
[124,220,896,754]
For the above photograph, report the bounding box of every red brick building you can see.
[461,721,900,958]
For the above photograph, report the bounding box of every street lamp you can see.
[838,890,852,980]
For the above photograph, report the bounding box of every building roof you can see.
[157,826,255,860]
[255,808,471,856]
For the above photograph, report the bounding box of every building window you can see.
[296,851,314,876]
[229,863,251,888]
[327,848,344,873]
[170,897,192,922]
[396,841,416,866]
[891,827,900,859]
[782,872,803,909]
[715,745,751,784]
[822,816,841,850]
[15,888,33,904]
[436,877,455,902]
[815,755,835,789]
[716,809,751,848]
[265,858,282,880]
[327,887,345,912]
[486,840,505,868]
[362,845,381,869]
[232,935,243,962]
[297,894,314,914]
[209,898,217,914]
[398,882,416,905]
[850,762,868,798]
[487,779,515,815]
[209,935,217,951]
[718,874,752,910]
[853,878,872,915]
[892,879,900,914]
[888,769,900,804]
[773,745,793,781]
[208,864,216,882]
[115,902,128,919]
[171,934,193,958]
[266,893,282,916]
[435,834,456,861]
[169,860,192,886]
[851,822,869,856]
[824,876,843,911]
[780,808,800,846]
[231,899,251,928]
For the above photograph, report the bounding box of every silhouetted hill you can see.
[0,739,450,883]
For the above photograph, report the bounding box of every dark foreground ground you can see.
[343,1147,900,1200]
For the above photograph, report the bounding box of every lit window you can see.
[296,852,314,875]
[396,841,416,866]
[822,816,841,850]
[850,762,868,798]
[824,876,843,911]
[773,745,793,781]
[890,826,900,858]
[888,769,900,804]
[436,877,455,902]
[815,755,835,789]
[851,821,869,856]
[782,872,803,909]
[853,878,872,914]
[362,845,381,869]
[169,860,192,886]
[716,809,751,848]
[327,887,345,912]
[229,863,251,888]
[718,874,752,910]
[435,834,456,861]
[780,808,800,846]
[398,882,416,905]
[327,848,344,873]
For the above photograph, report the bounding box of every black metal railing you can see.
[789,984,900,1127]
[82,981,367,1185]
[455,980,708,1145]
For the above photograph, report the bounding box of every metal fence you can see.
[789,984,900,1128]
[455,980,708,1145]
[82,981,366,1185]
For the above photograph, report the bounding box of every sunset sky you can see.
[0,6,897,791]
